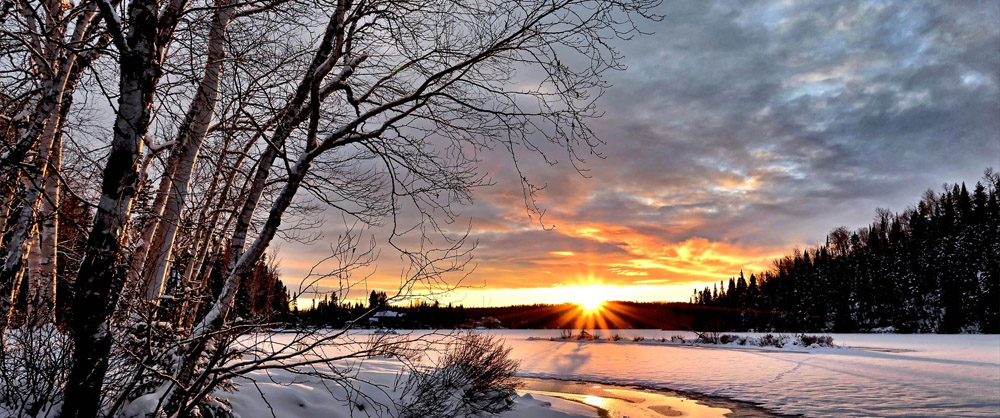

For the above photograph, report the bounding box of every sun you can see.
[575,292,606,313]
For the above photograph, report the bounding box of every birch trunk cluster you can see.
[0,0,658,416]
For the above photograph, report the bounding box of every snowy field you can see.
[221,330,1000,418]
[502,330,1000,417]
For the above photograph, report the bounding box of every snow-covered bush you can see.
[0,324,72,417]
[690,332,794,348]
[795,334,835,347]
[756,334,788,348]
[398,333,519,417]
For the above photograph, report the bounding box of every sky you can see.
[278,0,1000,307]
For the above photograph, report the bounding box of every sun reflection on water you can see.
[582,395,606,408]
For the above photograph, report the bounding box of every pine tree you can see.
[722,170,999,333]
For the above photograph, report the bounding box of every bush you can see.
[398,333,520,417]
[632,336,645,342]
[611,334,623,341]
[559,329,573,340]
[718,334,744,345]
[758,333,788,348]
[797,334,834,347]
[0,324,72,417]
[688,331,791,348]
[669,334,686,343]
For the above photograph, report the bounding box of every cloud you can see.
[277,0,999,305]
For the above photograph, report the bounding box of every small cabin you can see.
[367,310,405,327]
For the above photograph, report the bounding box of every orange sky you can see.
[277,174,793,308]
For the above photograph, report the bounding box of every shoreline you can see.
[518,376,800,417]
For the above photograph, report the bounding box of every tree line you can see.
[295,295,473,329]
[694,170,1000,333]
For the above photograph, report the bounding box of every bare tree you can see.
[0,0,660,416]
[0,0,107,333]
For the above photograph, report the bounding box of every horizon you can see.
[290,166,997,309]
[275,0,999,309]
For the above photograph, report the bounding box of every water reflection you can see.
[582,395,606,409]
[519,378,783,418]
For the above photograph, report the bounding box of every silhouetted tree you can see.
[697,170,1000,333]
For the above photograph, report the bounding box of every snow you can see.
[218,330,1000,418]
[514,393,599,417]
[221,358,598,418]
[503,330,1000,417]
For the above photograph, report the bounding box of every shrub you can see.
[559,329,573,339]
[398,333,520,417]
[611,334,623,341]
[758,333,788,348]
[797,334,835,347]
[632,336,645,342]
[669,335,686,343]
[689,331,791,348]
[0,324,72,418]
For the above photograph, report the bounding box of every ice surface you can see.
[500,330,1000,417]
[218,330,1000,417]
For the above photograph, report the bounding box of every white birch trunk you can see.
[26,134,60,325]
[142,1,233,301]
[1,105,61,333]
[62,0,177,412]
[0,0,99,333]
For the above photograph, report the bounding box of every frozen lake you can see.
[497,330,1000,417]
[223,330,1000,417]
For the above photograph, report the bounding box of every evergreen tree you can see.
[708,170,1000,333]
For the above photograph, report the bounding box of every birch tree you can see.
[0,0,659,416]
[0,0,107,332]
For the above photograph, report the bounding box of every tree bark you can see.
[61,0,168,414]
[26,133,60,325]
[0,170,19,237]
[0,0,100,333]
[117,152,178,317]
[1,106,61,334]
[142,0,233,302]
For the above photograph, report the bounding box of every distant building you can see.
[368,310,405,327]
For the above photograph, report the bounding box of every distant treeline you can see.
[695,171,1000,333]
[292,292,475,329]
[459,301,769,331]
[292,299,764,331]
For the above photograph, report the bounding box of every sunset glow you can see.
[573,290,606,313]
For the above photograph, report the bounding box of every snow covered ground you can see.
[220,330,1000,417]
[221,354,601,418]
[503,330,1000,417]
